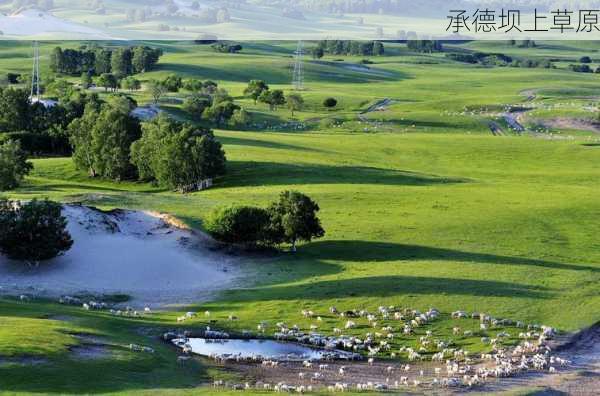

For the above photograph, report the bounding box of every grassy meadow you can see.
[0,40,599,394]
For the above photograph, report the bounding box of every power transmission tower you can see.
[31,41,41,102]
[292,41,304,91]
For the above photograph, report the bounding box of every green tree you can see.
[312,47,324,59]
[162,75,182,92]
[205,206,270,247]
[49,47,64,73]
[131,115,226,190]
[94,49,112,75]
[111,47,133,77]
[121,76,141,91]
[0,87,31,131]
[267,191,325,251]
[68,104,141,180]
[81,72,93,89]
[286,93,304,117]
[203,101,240,126]
[259,89,285,111]
[97,73,118,92]
[230,107,251,127]
[0,140,33,190]
[0,198,73,264]
[183,79,204,92]
[243,80,269,104]
[323,97,338,109]
[182,94,212,120]
[147,80,167,104]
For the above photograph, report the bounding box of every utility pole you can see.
[31,41,41,102]
[292,41,304,91]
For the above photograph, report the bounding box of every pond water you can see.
[176,338,347,361]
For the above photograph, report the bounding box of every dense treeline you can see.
[314,40,384,57]
[0,86,98,155]
[50,45,162,76]
[446,52,554,69]
[407,40,443,53]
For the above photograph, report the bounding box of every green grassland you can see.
[0,41,599,394]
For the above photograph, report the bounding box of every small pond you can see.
[174,338,354,361]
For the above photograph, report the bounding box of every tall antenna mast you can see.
[292,40,304,91]
[31,41,40,101]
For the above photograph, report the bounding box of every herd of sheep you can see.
[165,305,571,392]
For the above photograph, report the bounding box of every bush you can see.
[0,198,73,264]
[0,140,33,190]
[323,97,338,109]
[580,56,592,64]
[205,206,271,247]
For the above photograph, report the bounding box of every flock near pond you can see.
[164,304,575,393]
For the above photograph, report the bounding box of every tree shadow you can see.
[219,136,324,153]
[220,161,467,188]
[300,241,600,273]
[224,275,553,303]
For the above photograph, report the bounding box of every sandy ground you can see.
[0,205,242,308]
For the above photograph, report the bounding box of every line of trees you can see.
[206,191,325,251]
[313,40,385,57]
[50,45,162,77]
[0,86,98,156]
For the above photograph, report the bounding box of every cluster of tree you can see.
[244,80,299,113]
[0,86,99,155]
[508,39,537,48]
[206,191,325,251]
[568,64,600,73]
[0,198,72,264]
[179,79,246,126]
[446,52,553,69]
[210,42,243,53]
[131,115,226,190]
[407,40,443,53]
[50,45,162,76]
[511,58,554,69]
[68,100,227,189]
[68,97,141,180]
[313,40,385,58]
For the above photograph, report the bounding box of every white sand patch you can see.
[0,205,241,308]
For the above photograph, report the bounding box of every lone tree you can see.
[286,93,304,117]
[323,97,338,109]
[259,89,286,111]
[0,140,33,191]
[244,80,269,104]
[267,191,325,251]
[0,198,73,264]
[205,206,271,247]
[147,80,168,105]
